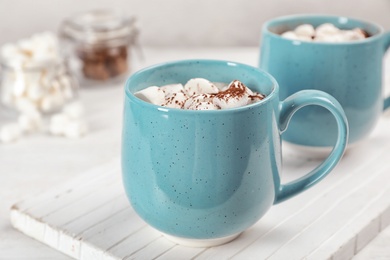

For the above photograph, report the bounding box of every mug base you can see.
[162,232,242,247]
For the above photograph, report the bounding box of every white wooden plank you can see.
[24,168,120,218]
[123,237,175,260]
[307,184,390,259]
[107,226,162,258]
[231,160,390,259]
[331,238,355,260]
[380,206,390,230]
[356,218,380,252]
[15,158,120,212]
[79,208,146,253]
[264,168,390,260]
[9,117,390,260]
[352,225,390,260]
[156,245,206,260]
[196,145,390,260]
[41,181,125,250]
[42,180,124,227]
[61,194,130,235]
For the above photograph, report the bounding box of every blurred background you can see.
[1,0,390,47]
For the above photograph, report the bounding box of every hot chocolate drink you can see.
[135,78,265,110]
[281,23,368,42]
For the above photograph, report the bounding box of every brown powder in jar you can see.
[77,45,129,81]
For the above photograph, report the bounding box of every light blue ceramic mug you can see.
[122,60,348,247]
[260,14,390,148]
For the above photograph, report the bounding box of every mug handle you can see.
[274,90,349,204]
[383,32,390,110]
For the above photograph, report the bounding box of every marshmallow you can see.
[188,101,219,110]
[183,94,215,110]
[12,74,26,97]
[343,29,366,41]
[160,84,184,97]
[0,123,22,143]
[0,32,76,114]
[213,82,229,91]
[164,92,188,109]
[49,113,71,135]
[135,86,166,106]
[0,43,19,60]
[14,97,38,113]
[63,120,88,139]
[18,111,43,133]
[212,80,250,109]
[281,31,299,40]
[40,93,65,112]
[136,78,266,110]
[26,83,44,101]
[281,23,368,43]
[294,24,315,38]
[316,23,340,36]
[184,78,219,96]
[63,101,85,119]
[314,34,345,43]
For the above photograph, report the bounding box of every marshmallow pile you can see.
[0,32,88,144]
[0,32,76,114]
[0,101,88,143]
[135,78,265,110]
[281,23,368,42]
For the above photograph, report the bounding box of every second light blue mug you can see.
[260,14,390,148]
[122,60,348,247]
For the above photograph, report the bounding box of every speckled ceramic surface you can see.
[260,15,390,147]
[121,60,348,246]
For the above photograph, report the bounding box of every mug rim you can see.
[125,59,279,114]
[262,13,385,45]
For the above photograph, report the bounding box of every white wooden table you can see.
[1,47,390,259]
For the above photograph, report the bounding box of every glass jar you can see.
[60,10,139,84]
[0,59,78,116]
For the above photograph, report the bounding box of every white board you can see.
[10,116,390,260]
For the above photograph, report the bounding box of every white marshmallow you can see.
[14,97,38,113]
[160,84,184,97]
[12,74,26,97]
[296,35,313,42]
[212,94,249,109]
[136,79,265,110]
[135,86,166,106]
[212,80,251,109]
[49,113,70,135]
[184,78,219,96]
[63,120,88,139]
[183,94,214,110]
[63,101,85,119]
[187,101,219,110]
[0,43,19,60]
[294,24,315,38]
[18,111,43,133]
[0,123,22,143]
[26,83,44,101]
[213,82,228,91]
[1,32,76,115]
[58,76,75,99]
[314,34,345,43]
[163,92,188,109]
[40,93,65,112]
[281,23,369,43]
[316,23,340,36]
[281,31,299,40]
[343,29,366,41]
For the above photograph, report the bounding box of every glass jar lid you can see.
[60,10,138,47]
